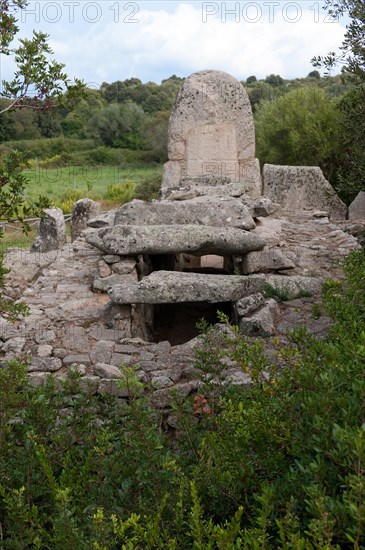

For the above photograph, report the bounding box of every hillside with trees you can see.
[1,70,363,203]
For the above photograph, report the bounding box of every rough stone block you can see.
[242,248,295,274]
[263,164,347,220]
[94,363,123,379]
[29,357,62,372]
[239,299,279,337]
[90,340,115,365]
[31,208,66,253]
[71,198,101,242]
[348,191,365,220]
[63,354,91,366]
[235,293,266,317]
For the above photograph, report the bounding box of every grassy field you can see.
[23,163,163,210]
[0,162,163,249]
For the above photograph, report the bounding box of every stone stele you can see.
[71,198,101,242]
[31,207,66,253]
[162,70,262,198]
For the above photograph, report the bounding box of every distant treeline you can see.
[1,72,362,203]
[0,72,348,154]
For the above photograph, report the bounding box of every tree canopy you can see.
[255,87,342,180]
[311,0,365,201]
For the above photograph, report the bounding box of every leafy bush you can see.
[134,174,162,201]
[83,146,126,165]
[0,251,364,548]
[105,181,135,204]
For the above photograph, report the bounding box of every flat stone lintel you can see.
[109,271,321,304]
[89,224,265,256]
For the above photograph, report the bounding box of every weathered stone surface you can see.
[103,254,121,264]
[3,337,25,353]
[162,70,261,197]
[63,354,91,366]
[88,225,265,256]
[35,329,56,344]
[114,196,255,230]
[98,259,112,278]
[239,299,279,337]
[275,213,360,276]
[109,271,321,304]
[37,344,53,357]
[162,177,260,201]
[90,340,114,364]
[94,362,123,379]
[263,274,321,298]
[87,209,117,228]
[29,357,62,372]
[263,165,347,220]
[339,221,365,249]
[4,249,55,287]
[31,208,66,253]
[71,199,101,242]
[111,258,137,274]
[110,353,134,366]
[250,217,282,246]
[235,293,266,317]
[93,274,136,292]
[242,248,295,274]
[252,197,280,218]
[348,191,365,220]
[0,318,23,341]
[151,375,174,389]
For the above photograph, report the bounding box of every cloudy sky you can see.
[1,1,347,87]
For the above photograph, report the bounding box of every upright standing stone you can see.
[348,191,365,220]
[71,198,101,241]
[162,70,262,199]
[263,165,347,220]
[31,208,66,253]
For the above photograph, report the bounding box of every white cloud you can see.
[1,1,347,86]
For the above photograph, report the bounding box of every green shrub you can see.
[105,181,135,204]
[134,173,162,201]
[263,281,291,301]
[84,146,126,165]
[0,251,364,548]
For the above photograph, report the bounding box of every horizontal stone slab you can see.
[109,270,321,304]
[114,196,255,230]
[86,225,265,256]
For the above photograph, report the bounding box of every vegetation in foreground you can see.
[0,251,364,548]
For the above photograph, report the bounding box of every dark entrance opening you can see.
[146,253,235,275]
[153,301,233,346]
